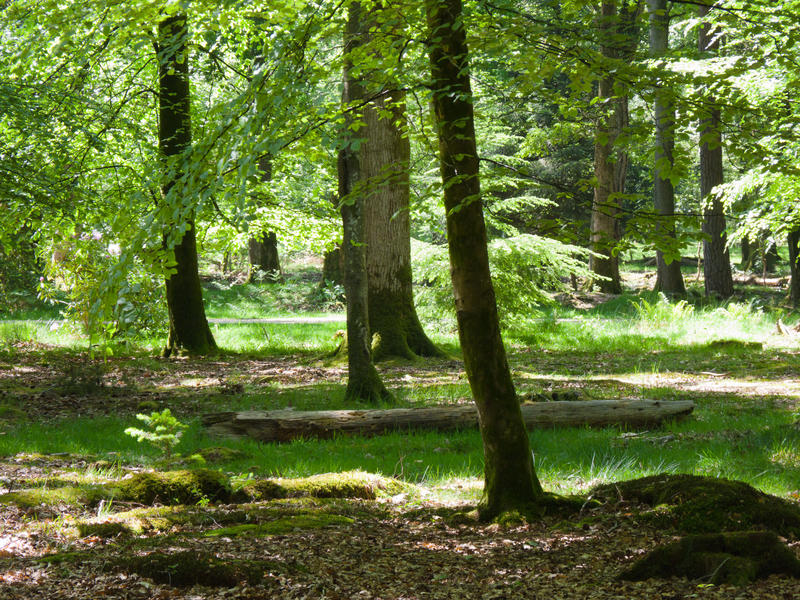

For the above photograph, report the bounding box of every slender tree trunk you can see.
[426,0,543,521]
[362,90,441,361]
[698,3,733,298]
[649,0,685,295]
[740,235,753,270]
[339,1,390,403]
[788,230,800,308]
[157,14,216,357]
[589,1,641,294]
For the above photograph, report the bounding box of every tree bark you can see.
[426,0,543,521]
[789,230,800,307]
[158,14,216,357]
[248,232,281,280]
[203,400,696,443]
[247,157,282,282]
[698,3,734,298]
[339,1,390,403]
[649,0,685,296]
[588,2,641,294]
[362,90,441,361]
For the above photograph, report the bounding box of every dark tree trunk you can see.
[362,89,441,361]
[649,0,685,296]
[426,0,543,521]
[740,236,753,270]
[339,1,390,403]
[698,3,734,298]
[763,239,779,274]
[321,245,344,287]
[157,14,216,357]
[248,232,281,280]
[247,156,282,282]
[588,1,641,294]
[789,230,800,308]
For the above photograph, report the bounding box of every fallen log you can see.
[202,399,694,443]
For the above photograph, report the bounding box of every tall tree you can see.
[649,0,685,295]
[698,2,733,298]
[789,230,800,308]
[339,1,391,403]
[359,10,440,361]
[247,157,282,282]
[588,1,642,294]
[426,0,544,521]
[158,14,217,357]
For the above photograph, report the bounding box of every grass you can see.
[2,263,800,508]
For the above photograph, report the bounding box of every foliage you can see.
[124,409,188,459]
[412,234,595,322]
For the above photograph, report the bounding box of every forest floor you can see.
[2,344,800,599]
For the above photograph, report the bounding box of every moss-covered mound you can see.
[204,512,354,537]
[113,551,273,587]
[591,474,800,537]
[241,470,410,501]
[0,485,109,509]
[118,469,232,505]
[620,531,800,585]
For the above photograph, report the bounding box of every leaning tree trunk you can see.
[362,90,441,361]
[589,1,641,294]
[649,0,685,295]
[698,3,733,298]
[788,230,800,308]
[339,1,390,403]
[157,14,216,357]
[426,0,543,521]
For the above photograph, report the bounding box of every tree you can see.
[588,1,642,294]
[339,1,391,403]
[158,14,217,356]
[247,157,282,282]
[425,0,544,521]
[697,2,733,298]
[648,0,685,295]
[358,6,441,362]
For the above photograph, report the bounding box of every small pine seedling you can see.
[124,408,187,459]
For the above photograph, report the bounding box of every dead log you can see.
[202,399,694,443]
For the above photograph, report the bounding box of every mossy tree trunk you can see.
[698,2,733,298]
[361,88,441,361]
[339,1,390,403]
[649,0,685,296]
[426,0,544,521]
[157,14,216,357]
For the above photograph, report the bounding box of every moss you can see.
[118,469,232,505]
[76,520,132,538]
[591,474,800,537]
[204,512,353,537]
[38,551,89,565]
[195,446,247,463]
[112,551,277,587]
[241,470,411,501]
[0,485,110,509]
[620,531,800,585]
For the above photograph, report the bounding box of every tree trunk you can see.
[339,1,390,403]
[740,236,753,270]
[649,0,685,296]
[788,230,800,307]
[362,90,441,361]
[589,2,641,294]
[321,245,344,287]
[157,14,216,357]
[698,3,734,298]
[203,400,696,443]
[248,232,281,280]
[426,0,543,521]
[247,156,282,282]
